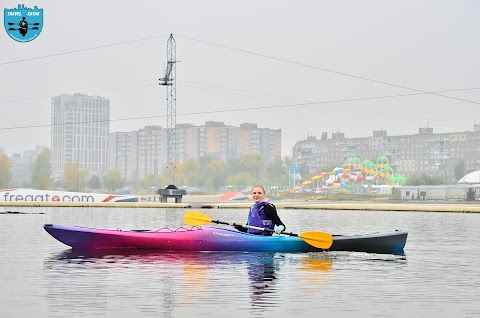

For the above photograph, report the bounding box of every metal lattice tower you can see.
[159,34,177,185]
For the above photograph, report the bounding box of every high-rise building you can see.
[51,93,110,182]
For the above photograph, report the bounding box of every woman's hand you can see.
[274,225,285,234]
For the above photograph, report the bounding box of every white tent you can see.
[458,171,480,184]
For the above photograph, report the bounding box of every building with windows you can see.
[177,123,197,164]
[109,130,139,184]
[109,126,168,185]
[198,121,241,161]
[51,94,110,182]
[109,122,281,184]
[293,125,480,184]
[172,121,279,165]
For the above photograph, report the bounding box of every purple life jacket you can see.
[247,201,275,236]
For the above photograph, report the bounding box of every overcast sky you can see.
[1,0,479,158]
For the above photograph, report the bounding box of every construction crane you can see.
[159,34,177,185]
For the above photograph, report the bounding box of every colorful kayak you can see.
[44,224,407,254]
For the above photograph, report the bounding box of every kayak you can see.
[44,224,407,254]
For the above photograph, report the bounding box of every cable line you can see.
[2,88,477,132]
[0,34,169,66]
[3,32,477,107]
[176,34,480,105]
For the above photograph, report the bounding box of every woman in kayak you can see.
[232,185,286,236]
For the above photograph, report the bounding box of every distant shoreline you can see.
[1,196,480,213]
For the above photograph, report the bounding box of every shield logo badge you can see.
[4,4,43,42]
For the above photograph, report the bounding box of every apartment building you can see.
[51,93,109,182]
[174,121,279,164]
[293,126,480,184]
[109,126,168,184]
[238,123,281,162]
[110,122,281,183]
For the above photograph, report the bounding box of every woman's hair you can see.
[251,185,266,193]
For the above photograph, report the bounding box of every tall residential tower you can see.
[51,93,110,182]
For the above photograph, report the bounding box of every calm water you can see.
[1,206,480,318]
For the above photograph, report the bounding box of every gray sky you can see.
[2,0,480,158]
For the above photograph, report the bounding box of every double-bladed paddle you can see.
[184,210,333,249]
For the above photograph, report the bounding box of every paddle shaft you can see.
[210,219,293,235]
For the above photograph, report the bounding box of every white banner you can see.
[0,188,139,203]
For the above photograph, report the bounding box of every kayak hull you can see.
[43,224,407,254]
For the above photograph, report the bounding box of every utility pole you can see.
[159,34,177,186]
[153,158,158,191]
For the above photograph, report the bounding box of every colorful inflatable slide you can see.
[287,156,401,193]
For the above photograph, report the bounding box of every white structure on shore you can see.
[458,171,480,184]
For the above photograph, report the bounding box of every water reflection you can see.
[299,254,334,271]
[246,253,278,315]
[248,253,277,295]
[44,249,336,317]
[5,207,477,317]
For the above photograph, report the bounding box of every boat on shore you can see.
[44,224,407,254]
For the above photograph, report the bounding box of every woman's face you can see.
[251,187,266,203]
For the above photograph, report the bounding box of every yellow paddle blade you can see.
[184,210,213,226]
[298,231,333,249]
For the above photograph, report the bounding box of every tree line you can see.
[0,150,289,193]
[0,150,467,193]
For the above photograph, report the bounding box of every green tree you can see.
[103,170,125,192]
[162,162,180,186]
[227,171,256,190]
[263,159,287,187]
[205,160,225,191]
[135,173,161,193]
[31,149,53,189]
[454,159,465,182]
[407,173,445,186]
[174,163,185,187]
[196,155,214,188]
[87,175,102,190]
[239,154,264,179]
[0,155,12,188]
[64,162,88,191]
[182,159,200,187]
[224,157,244,177]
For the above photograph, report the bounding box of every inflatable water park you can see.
[288,156,407,194]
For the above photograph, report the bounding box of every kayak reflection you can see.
[246,253,333,314]
[45,249,335,316]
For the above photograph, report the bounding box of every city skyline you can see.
[2,1,479,158]
[5,117,480,158]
